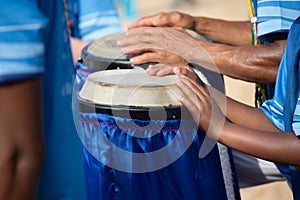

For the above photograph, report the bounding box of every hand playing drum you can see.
[118,27,204,65]
[127,11,195,30]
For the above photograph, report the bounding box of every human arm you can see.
[119,27,285,84]
[192,17,251,46]
[0,78,45,200]
[128,11,252,46]
[0,2,48,198]
[64,1,89,64]
[69,37,89,65]
[194,39,285,84]
[147,63,281,132]
[175,72,300,166]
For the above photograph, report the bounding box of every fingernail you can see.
[177,95,184,101]
[153,18,160,24]
[173,67,180,75]
[130,58,135,62]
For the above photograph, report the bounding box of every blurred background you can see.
[114,0,293,199]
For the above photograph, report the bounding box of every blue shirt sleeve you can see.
[0,1,48,83]
[71,0,123,42]
[260,50,300,137]
[256,0,300,40]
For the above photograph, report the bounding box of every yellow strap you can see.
[248,0,255,17]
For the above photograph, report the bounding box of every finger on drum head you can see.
[121,45,149,54]
[147,63,166,76]
[171,65,183,76]
[182,75,208,98]
[140,52,161,64]
[146,64,160,75]
[128,14,159,29]
[173,67,181,75]
[176,76,198,101]
[128,27,159,36]
[176,89,200,121]
[127,20,145,30]
[129,54,150,65]
[131,18,157,29]
[157,67,173,77]
[176,76,207,104]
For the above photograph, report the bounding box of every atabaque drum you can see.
[80,33,132,71]
[76,32,139,90]
[77,68,228,200]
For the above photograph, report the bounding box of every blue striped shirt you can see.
[0,1,47,83]
[68,0,123,42]
[261,50,300,136]
[254,0,300,38]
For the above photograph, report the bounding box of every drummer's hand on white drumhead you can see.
[146,64,174,76]
[173,65,200,82]
[175,74,223,135]
[118,27,199,64]
[127,11,194,30]
[147,63,190,77]
[146,63,198,81]
[129,50,184,65]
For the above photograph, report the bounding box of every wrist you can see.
[217,120,231,143]
[193,16,209,35]
[189,15,196,31]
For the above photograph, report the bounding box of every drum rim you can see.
[80,42,155,71]
[78,96,182,112]
[81,44,130,63]
[78,95,194,121]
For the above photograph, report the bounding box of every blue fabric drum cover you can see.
[78,69,228,200]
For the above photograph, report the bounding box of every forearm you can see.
[0,78,45,200]
[209,86,280,132]
[70,37,89,65]
[225,95,281,132]
[219,121,300,166]
[192,17,252,46]
[192,40,285,83]
[175,70,300,166]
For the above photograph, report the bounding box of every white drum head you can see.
[84,32,128,61]
[79,69,183,107]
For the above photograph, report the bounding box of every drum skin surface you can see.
[81,32,132,71]
[79,69,183,107]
